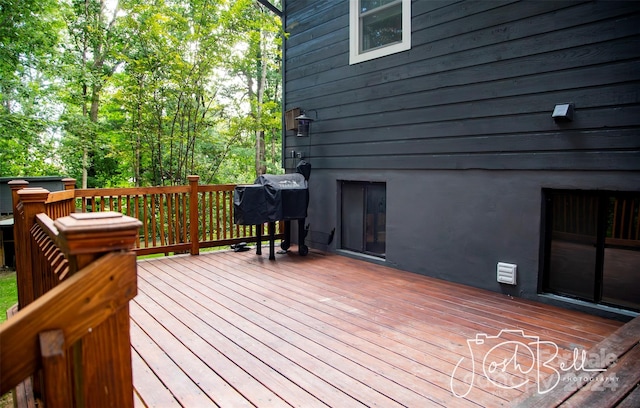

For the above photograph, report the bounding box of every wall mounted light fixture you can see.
[552,103,574,122]
[295,111,314,137]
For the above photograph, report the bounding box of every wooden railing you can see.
[2,177,284,406]
[70,176,283,256]
[2,184,141,407]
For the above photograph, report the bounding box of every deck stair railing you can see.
[2,183,141,407]
[1,176,284,406]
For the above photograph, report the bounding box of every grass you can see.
[0,270,16,407]
[0,269,17,323]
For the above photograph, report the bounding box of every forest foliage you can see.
[0,0,283,187]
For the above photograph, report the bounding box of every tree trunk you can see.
[255,29,269,177]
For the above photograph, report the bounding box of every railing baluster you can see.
[188,176,199,255]
[182,192,187,244]
[612,198,619,239]
[143,195,149,250]
[200,191,205,243]
[167,194,174,245]
[151,194,157,247]
[215,190,221,241]
[175,193,180,244]
[222,191,228,240]
[134,195,140,248]
[159,194,166,247]
[209,191,214,241]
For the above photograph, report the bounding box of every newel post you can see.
[54,211,141,274]
[8,180,28,307]
[188,175,200,256]
[54,211,141,408]
[14,187,50,309]
[8,179,29,216]
[62,178,76,191]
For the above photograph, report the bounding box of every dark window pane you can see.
[544,190,640,311]
[602,195,640,310]
[365,183,386,256]
[602,247,640,310]
[341,181,386,258]
[361,4,402,51]
[341,183,364,252]
[547,193,598,301]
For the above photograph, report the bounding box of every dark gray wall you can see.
[0,177,67,215]
[283,0,640,318]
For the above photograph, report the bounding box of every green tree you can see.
[60,0,125,187]
[0,0,64,176]
[223,0,283,178]
[115,0,243,186]
[2,0,284,186]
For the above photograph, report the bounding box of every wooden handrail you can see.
[4,176,291,406]
[5,184,142,407]
[72,178,284,256]
[0,251,137,396]
[10,177,287,259]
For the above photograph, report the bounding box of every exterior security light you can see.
[552,103,574,122]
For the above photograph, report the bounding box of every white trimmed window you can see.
[349,0,411,65]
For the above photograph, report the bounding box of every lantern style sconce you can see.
[295,111,314,137]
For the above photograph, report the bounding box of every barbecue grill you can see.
[234,161,311,259]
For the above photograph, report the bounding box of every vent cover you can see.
[497,262,517,285]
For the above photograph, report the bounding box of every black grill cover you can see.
[233,184,270,225]
[234,173,308,224]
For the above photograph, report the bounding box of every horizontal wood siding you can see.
[284,0,640,170]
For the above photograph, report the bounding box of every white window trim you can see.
[349,0,411,65]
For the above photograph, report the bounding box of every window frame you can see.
[349,0,412,65]
[340,180,386,258]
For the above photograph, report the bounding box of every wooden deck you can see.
[130,248,627,407]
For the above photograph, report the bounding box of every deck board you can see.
[132,248,625,407]
[513,315,640,407]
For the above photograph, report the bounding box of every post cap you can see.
[54,212,142,255]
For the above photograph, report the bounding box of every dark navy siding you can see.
[283,0,640,319]
[284,0,640,170]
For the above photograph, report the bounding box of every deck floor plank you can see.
[143,257,400,407]
[616,383,640,408]
[130,321,215,407]
[561,345,640,408]
[137,258,365,408]
[132,249,625,407]
[165,254,464,407]
[135,277,312,407]
[207,251,604,379]
[131,300,257,407]
[239,252,616,344]
[131,349,181,408]
[189,252,508,405]
[513,314,640,407]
